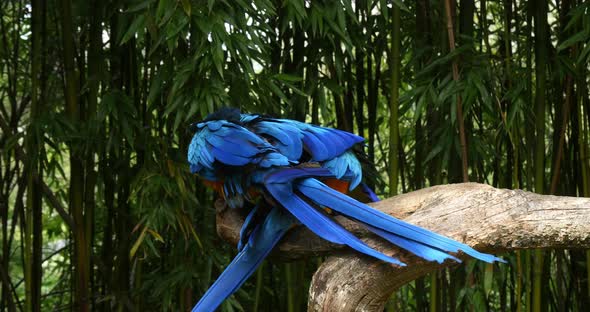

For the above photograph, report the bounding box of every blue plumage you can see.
[361,183,381,202]
[191,207,293,312]
[240,114,364,161]
[323,151,363,190]
[187,119,290,173]
[295,177,503,263]
[265,181,406,266]
[238,203,260,251]
[187,109,504,312]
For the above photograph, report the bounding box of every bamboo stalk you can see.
[550,75,573,194]
[388,4,401,197]
[429,273,437,312]
[25,0,45,310]
[86,0,102,306]
[532,0,548,310]
[285,263,295,312]
[253,262,264,312]
[443,0,469,182]
[516,251,522,312]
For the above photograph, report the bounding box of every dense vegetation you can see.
[1,0,589,311]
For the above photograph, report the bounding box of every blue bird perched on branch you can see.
[187,108,503,312]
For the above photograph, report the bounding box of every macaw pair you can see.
[187,108,503,312]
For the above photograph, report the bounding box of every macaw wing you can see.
[241,114,365,162]
[295,123,365,162]
[187,120,290,174]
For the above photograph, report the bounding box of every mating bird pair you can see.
[187,108,503,312]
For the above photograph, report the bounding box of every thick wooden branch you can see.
[216,183,590,312]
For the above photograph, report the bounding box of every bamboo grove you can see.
[1,0,589,311]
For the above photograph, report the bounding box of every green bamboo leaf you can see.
[413,92,427,123]
[281,81,308,97]
[127,0,156,12]
[120,14,146,44]
[564,6,586,32]
[157,0,177,25]
[208,0,215,13]
[577,44,590,65]
[147,72,164,108]
[424,143,444,163]
[130,226,148,258]
[380,0,388,19]
[342,1,357,22]
[324,14,352,46]
[267,80,291,104]
[180,0,191,16]
[156,0,172,23]
[557,29,589,51]
[391,0,410,13]
[147,229,164,242]
[165,13,189,40]
[473,78,491,109]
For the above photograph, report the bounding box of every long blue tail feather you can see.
[265,182,406,266]
[191,207,294,312]
[361,223,461,263]
[358,183,459,263]
[296,178,504,263]
[361,183,380,202]
[238,203,261,251]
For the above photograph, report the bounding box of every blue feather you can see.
[191,207,294,312]
[239,113,259,123]
[240,114,364,162]
[296,178,504,264]
[263,167,338,184]
[188,119,290,174]
[322,151,363,190]
[362,223,460,263]
[361,183,381,202]
[202,120,225,131]
[209,145,253,166]
[296,125,364,161]
[263,167,502,263]
[204,131,262,157]
[265,182,406,266]
[238,204,261,251]
[255,121,303,160]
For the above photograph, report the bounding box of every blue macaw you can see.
[188,108,503,312]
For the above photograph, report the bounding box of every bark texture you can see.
[215,183,590,311]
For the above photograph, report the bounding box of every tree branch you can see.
[216,183,590,311]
